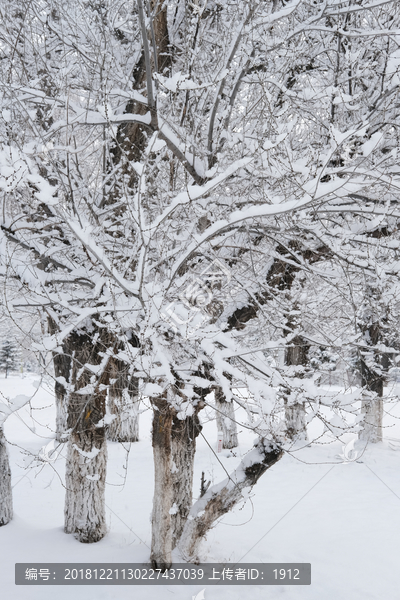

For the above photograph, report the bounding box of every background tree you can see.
[0,339,20,378]
[0,427,12,526]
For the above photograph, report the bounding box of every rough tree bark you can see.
[170,408,202,549]
[150,385,204,568]
[64,325,112,543]
[48,319,72,442]
[214,386,238,449]
[0,427,12,526]
[178,440,283,562]
[150,395,174,570]
[284,331,310,441]
[358,287,385,443]
[107,356,139,443]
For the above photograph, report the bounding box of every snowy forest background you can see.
[1,0,400,598]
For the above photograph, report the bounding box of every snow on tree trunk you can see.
[55,386,69,443]
[171,410,202,549]
[358,337,384,443]
[0,427,12,526]
[284,398,308,440]
[358,287,384,443]
[214,387,238,449]
[63,327,112,543]
[107,358,139,443]
[284,333,309,440]
[178,440,283,562]
[107,387,139,442]
[359,392,383,443]
[150,397,174,570]
[150,390,203,566]
[64,411,107,543]
[48,317,71,442]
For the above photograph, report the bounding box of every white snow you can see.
[72,444,101,460]
[169,504,178,515]
[0,374,399,600]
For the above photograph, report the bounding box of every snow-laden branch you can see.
[61,216,141,299]
[325,0,395,16]
[207,5,256,159]
[178,439,283,561]
[158,122,206,185]
[0,224,73,274]
[69,109,152,127]
[137,0,156,112]
[147,157,253,234]
[253,0,302,26]
[0,394,31,426]
[167,191,325,285]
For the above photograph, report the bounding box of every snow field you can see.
[1,374,399,600]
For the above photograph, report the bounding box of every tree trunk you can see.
[150,397,174,570]
[0,427,12,526]
[171,410,202,549]
[359,392,383,443]
[215,387,238,449]
[178,440,283,562]
[107,386,139,442]
[107,358,139,442]
[358,288,384,443]
[284,334,309,440]
[64,411,107,542]
[55,383,69,442]
[48,317,72,442]
[64,327,112,543]
[358,329,383,443]
[150,392,203,566]
[284,397,308,440]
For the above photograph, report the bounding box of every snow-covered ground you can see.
[1,373,399,600]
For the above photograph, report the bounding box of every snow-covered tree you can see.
[0,339,20,378]
[1,0,400,567]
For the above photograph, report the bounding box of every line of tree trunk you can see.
[0,427,12,526]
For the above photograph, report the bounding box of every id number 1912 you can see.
[273,569,300,580]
